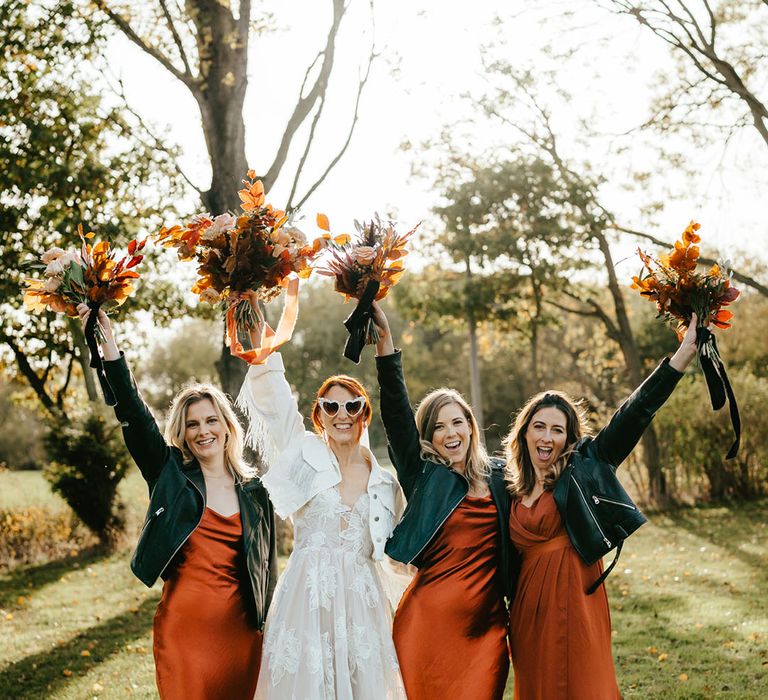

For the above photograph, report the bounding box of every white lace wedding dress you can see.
[255,485,406,699]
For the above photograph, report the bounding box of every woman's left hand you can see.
[669,312,700,372]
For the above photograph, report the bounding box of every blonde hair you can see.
[502,390,588,497]
[415,388,490,491]
[165,383,257,484]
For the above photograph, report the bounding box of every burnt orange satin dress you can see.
[153,507,263,700]
[393,494,509,700]
[509,492,621,700]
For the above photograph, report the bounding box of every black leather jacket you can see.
[103,355,278,629]
[376,351,519,603]
[552,358,683,576]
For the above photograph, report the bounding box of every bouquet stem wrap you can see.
[696,326,740,460]
[85,302,116,406]
[226,277,300,365]
[343,279,380,364]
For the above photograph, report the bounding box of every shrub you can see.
[0,507,97,568]
[655,368,768,501]
[43,410,130,547]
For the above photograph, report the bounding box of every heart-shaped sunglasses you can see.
[317,396,366,418]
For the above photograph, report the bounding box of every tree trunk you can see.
[186,1,252,397]
[464,258,484,437]
[67,317,99,401]
[529,273,543,394]
[594,230,668,504]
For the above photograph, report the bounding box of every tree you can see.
[473,66,675,503]
[91,0,378,397]
[597,0,768,150]
[0,0,185,419]
[403,155,587,428]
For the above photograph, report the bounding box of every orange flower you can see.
[155,171,319,312]
[631,221,738,332]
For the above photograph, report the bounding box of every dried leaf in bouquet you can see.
[631,220,741,458]
[22,224,148,404]
[155,170,321,364]
[315,213,420,362]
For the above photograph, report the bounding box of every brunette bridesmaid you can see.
[503,315,699,699]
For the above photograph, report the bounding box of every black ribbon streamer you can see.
[85,302,116,406]
[696,326,740,460]
[342,279,381,364]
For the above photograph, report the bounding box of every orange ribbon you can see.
[226,276,300,365]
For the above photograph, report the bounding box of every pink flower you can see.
[202,214,235,241]
[41,246,66,264]
[44,276,63,292]
[352,246,376,265]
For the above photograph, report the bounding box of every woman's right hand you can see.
[372,302,395,357]
[230,292,266,363]
[76,304,120,361]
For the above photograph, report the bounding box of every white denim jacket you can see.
[237,352,403,561]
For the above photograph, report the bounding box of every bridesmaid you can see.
[503,315,699,699]
[372,302,517,700]
[77,305,276,700]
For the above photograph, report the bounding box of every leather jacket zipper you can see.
[407,470,468,565]
[138,506,165,542]
[592,495,636,510]
[571,475,611,548]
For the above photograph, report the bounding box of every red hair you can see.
[310,375,372,437]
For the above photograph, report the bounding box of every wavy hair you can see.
[415,388,490,491]
[165,383,257,483]
[502,390,588,497]
[310,375,372,443]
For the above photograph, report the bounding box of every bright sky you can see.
[108,0,767,282]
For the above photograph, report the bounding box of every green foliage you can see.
[136,318,222,412]
[43,410,131,545]
[655,368,768,500]
[0,0,187,413]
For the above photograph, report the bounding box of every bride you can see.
[235,305,406,699]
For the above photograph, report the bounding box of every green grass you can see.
[1,470,765,699]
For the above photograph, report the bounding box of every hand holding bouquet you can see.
[631,221,741,458]
[22,225,147,404]
[156,171,321,364]
[315,214,419,362]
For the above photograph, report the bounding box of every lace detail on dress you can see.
[256,486,406,699]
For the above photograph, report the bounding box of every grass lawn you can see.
[1,471,766,699]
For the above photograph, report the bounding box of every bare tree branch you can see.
[93,0,197,90]
[56,354,76,410]
[292,39,377,210]
[109,76,203,195]
[0,330,61,417]
[600,0,768,148]
[262,0,347,187]
[286,95,326,209]
[158,0,194,76]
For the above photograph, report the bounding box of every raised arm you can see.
[231,293,307,457]
[373,303,424,497]
[236,352,306,456]
[77,305,169,486]
[593,315,698,467]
